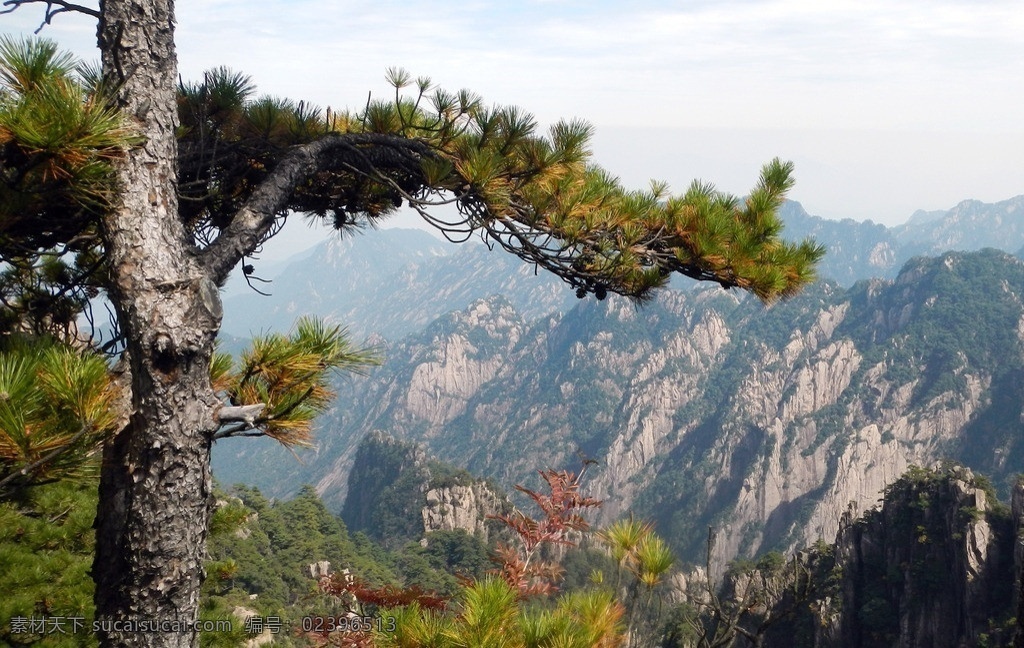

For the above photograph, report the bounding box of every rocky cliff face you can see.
[681,466,1019,648]
[805,466,1015,648]
[215,249,1024,575]
[422,483,505,540]
[339,432,508,546]
[651,251,1022,568]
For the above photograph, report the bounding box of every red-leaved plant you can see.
[301,463,601,646]
[302,571,449,647]
[489,463,602,597]
[322,574,449,611]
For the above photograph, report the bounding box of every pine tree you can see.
[0,480,99,647]
[1,3,823,647]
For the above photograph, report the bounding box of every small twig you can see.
[242,259,273,296]
[1,0,101,33]
[213,422,257,440]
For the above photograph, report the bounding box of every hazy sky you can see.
[4,0,1023,258]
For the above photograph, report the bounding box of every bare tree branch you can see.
[1,0,100,32]
[216,403,266,427]
[200,132,435,285]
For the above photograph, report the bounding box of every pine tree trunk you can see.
[92,2,222,647]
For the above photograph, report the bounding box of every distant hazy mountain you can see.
[220,196,1024,345]
[776,202,896,286]
[892,196,1024,254]
[220,228,576,341]
[780,194,1024,285]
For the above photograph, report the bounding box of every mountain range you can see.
[220,195,1024,343]
[212,195,1024,570]
[777,195,1024,285]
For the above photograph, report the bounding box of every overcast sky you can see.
[4,0,1023,258]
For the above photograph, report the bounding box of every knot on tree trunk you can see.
[150,332,178,380]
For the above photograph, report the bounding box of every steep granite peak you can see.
[340,431,430,540]
[690,309,731,359]
[813,465,1015,648]
[711,466,1019,648]
[441,295,524,343]
[405,296,525,428]
[341,431,509,546]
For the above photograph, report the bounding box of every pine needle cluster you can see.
[175,65,822,302]
[376,577,625,648]
[0,37,127,343]
[598,518,675,590]
[0,36,135,251]
[211,317,380,447]
[0,337,117,493]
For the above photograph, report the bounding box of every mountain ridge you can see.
[213,247,1024,574]
[213,193,1024,574]
[219,195,1024,347]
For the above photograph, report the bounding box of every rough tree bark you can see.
[86,4,382,645]
[92,1,221,646]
